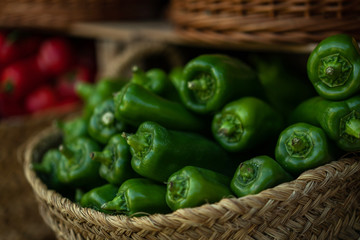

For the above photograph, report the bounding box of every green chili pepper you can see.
[289,95,360,151]
[76,78,125,120]
[88,99,129,144]
[168,66,184,92]
[230,155,293,197]
[212,97,283,152]
[101,178,170,216]
[57,137,103,189]
[79,184,118,213]
[166,166,233,211]
[123,121,235,182]
[275,122,335,176]
[90,134,138,186]
[113,83,204,132]
[130,65,169,95]
[179,54,264,114]
[307,34,360,100]
[32,149,64,191]
[55,117,89,144]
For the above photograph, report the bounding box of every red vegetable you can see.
[25,85,58,113]
[37,38,73,77]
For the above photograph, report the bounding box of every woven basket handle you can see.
[99,40,184,79]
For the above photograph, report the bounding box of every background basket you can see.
[0,0,165,30]
[168,0,360,46]
[22,127,360,240]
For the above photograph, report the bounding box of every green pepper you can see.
[212,97,283,152]
[76,78,125,120]
[101,178,170,216]
[55,117,88,144]
[275,122,335,176]
[88,99,129,144]
[179,54,264,114]
[166,166,233,211]
[123,121,235,182]
[168,66,184,92]
[230,155,293,197]
[57,137,103,189]
[307,34,360,100]
[90,134,138,186]
[289,95,360,151]
[114,83,204,132]
[79,184,118,213]
[130,66,168,95]
[32,149,64,191]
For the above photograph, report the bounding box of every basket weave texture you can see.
[169,0,360,45]
[22,127,360,240]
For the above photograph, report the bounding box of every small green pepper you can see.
[130,65,169,95]
[307,34,360,100]
[79,184,118,213]
[212,97,283,152]
[123,121,235,182]
[55,117,89,144]
[76,78,125,120]
[289,95,360,151]
[166,166,233,211]
[90,134,138,186]
[88,99,128,144]
[275,123,335,176]
[57,137,103,189]
[231,155,293,197]
[32,149,64,191]
[179,54,264,114]
[101,178,170,216]
[114,83,204,132]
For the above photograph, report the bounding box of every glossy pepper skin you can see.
[275,123,335,176]
[212,97,283,152]
[88,99,128,144]
[56,117,89,144]
[307,34,360,100]
[79,184,118,213]
[289,95,360,151]
[130,66,168,95]
[114,83,204,132]
[123,121,235,182]
[231,155,293,197]
[57,137,103,189]
[75,79,125,120]
[90,134,138,186]
[179,54,264,114]
[101,178,170,216]
[166,166,233,211]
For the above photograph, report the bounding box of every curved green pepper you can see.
[57,137,103,189]
[90,134,138,186]
[230,155,293,197]
[212,97,283,152]
[289,95,360,151]
[123,121,235,182]
[56,117,89,144]
[88,99,128,144]
[114,83,204,132]
[307,34,360,100]
[130,65,168,95]
[79,184,118,213]
[275,123,335,176]
[166,166,233,211]
[101,178,170,216]
[76,78,125,120]
[179,54,264,114]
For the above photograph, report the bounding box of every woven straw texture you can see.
[169,0,360,45]
[22,127,360,240]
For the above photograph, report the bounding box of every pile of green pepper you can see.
[33,34,359,217]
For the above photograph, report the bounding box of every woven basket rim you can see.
[22,126,360,235]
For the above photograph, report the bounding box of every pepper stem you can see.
[218,121,236,136]
[123,132,150,157]
[239,163,256,183]
[289,137,307,153]
[345,118,360,139]
[101,193,128,213]
[31,162,49,174]
[187,78,207,91]
[101,111,115,126]
[131,65,147,85]
[3,81,14,93]
[90,151,112,166]
[59,144,74,159]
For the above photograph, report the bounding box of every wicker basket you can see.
[168,0,360,46]
[21,126,360,240]
[0,0,163,30]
